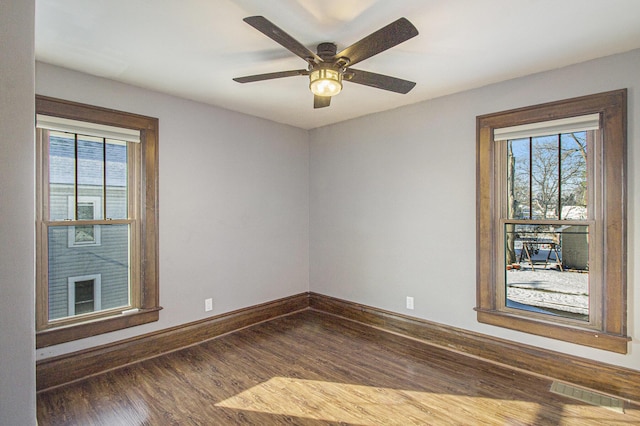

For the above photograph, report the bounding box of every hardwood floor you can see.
[37,310,640,425]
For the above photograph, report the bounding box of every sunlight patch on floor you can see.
[215,377,542,424]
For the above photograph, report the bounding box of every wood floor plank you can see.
[37,310,640,425]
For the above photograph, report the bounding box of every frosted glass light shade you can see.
[309,68,342,97]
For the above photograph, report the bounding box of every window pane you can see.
[507,138,530,219]
[48,224,131,320]
[76,203,94,220]
[77,136,104,219]
[74,280,95,315]
[106,140,128,219]
[560,132,588,219]
[74,224,95,243]
[49,132,75,221]
[504,224,589,321]
[48,133,129,221]
[68,198,101,246]
[531,135,559,219]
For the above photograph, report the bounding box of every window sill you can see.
[36,307,162,348]
[475,308,630,354]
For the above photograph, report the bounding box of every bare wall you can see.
[35,62,310,359]
[309,49,639,371]
[0,0,37,424]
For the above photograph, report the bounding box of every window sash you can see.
[495,128,601,328]
[495,132,602,327]
[38,127,139,328]
[497,218,599,329]
[504,132,592,221]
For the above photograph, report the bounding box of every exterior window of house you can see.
[68,275,101,315]
[67,196,102,247]
[36,96,161,348]
[476,90,629,353]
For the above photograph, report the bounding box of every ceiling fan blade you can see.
[243,16,323,63]
[233,69,309,83]
[335,18,418,67]
[347,69,416,94]
[314,95,331,109]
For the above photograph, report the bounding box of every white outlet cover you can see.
[406,296,414,310]
[205,298,213,312]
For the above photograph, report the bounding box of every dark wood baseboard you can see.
[36,293,309,392]
[38,291,639,405]
[308,292,640,404]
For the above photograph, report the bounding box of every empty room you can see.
[2,1,640,424]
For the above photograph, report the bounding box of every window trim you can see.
[36,95,161,348]
[475,89,629,353]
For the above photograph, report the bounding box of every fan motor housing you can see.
[316,42,337,60]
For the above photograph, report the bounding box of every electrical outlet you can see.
[205,298,213,312]
[406,296,414,310]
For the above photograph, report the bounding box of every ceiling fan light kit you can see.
[233,16,419,108]
[309,68,342,97]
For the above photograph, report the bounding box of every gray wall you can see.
[310,48,640,370]
[0,1,37,425]
[35,62,310,359]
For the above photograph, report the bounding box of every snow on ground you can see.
[506,249,589,317]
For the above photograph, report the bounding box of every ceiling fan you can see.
[233,16,419,109]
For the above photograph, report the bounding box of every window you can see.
[476,90,629,353]
[67,196,102,247]
[36,96,161,348]
[68,275,101,316]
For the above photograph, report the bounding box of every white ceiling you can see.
[36,0,640,130]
